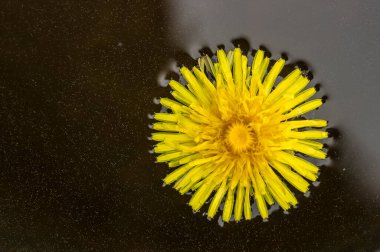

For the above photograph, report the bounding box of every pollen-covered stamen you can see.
[225,123,255,154]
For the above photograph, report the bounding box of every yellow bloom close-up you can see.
[151,47,328,222]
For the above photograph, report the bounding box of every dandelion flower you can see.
[151,48,328,222]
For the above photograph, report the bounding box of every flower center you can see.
[226,123,254,154]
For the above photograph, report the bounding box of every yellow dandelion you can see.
[151,47,329,222]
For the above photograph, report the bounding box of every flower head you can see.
[151,48,328,222]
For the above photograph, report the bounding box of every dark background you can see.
[1,0,380,251]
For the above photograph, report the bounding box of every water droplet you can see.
[219,199,225,210]
[162,182,167,187]
[304,191,311,198]
[218,216,224,227]
[147,113,154,119]
[313,181,320,187]
[153,97,161,104]
[205,196,213,204]
[157,71,170,87]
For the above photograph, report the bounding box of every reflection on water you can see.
[167,0,380,200]
[160,1,380,250]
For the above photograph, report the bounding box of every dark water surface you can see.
[1,0,380,251]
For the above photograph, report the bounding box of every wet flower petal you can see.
[151,48,329,222]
